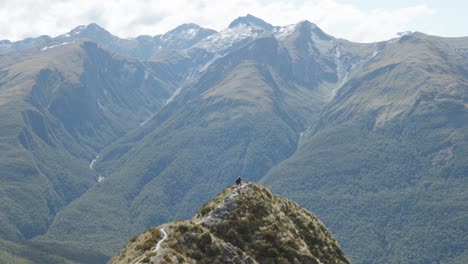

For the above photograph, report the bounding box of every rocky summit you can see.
[110,183,349,264]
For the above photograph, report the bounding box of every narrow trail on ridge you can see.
[132,227,168,264]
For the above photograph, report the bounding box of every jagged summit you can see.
[228,14,274,31]
[110,183,349,264]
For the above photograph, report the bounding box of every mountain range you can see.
[0,14,466,263]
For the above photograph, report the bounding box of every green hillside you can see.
[262,33,468,263]
[0,41,176,241]
[0,238,108,264]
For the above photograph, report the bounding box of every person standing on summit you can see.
[236,176,242,186]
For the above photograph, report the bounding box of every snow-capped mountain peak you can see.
[156,23,216,49]
[192,15,275,54]
[70,25,86,35]
[228,14,274,31]
[273,20,333,43]
[161,23,211,42]
[195,24,260,53]
[64,23,111,39]
[273,24,298,40]
[68,23,107,35]
[397,31,413,37]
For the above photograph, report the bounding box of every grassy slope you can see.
[111,183,349,264]
[262,34,468,263]
[0,238,108,264]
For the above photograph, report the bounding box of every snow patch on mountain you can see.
[41,42,71,51]
[196,24,260,53]
[199,53,223,73]
[180,28,200,41]
[371,50,380,58]
[89,155,99,170]
[397,31,413,37]
[334,45,350,87]
[161,27,200,43]
[72,25,86,35]
[97,99,105,111]
[165,86,182,105]
[273,24,297,40]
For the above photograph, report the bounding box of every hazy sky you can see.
[0,0,466,43]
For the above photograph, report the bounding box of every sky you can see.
[0,0,466,43]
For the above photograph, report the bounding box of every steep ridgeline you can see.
[110,183,349,264]
[0,41,177,241]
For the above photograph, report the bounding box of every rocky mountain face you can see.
[0,15,466,264]
[110,183,349,264]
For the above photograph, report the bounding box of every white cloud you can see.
[0,0,435,42]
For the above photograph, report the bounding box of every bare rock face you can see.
[110,183,350,264]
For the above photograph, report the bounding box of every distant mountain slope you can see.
[262,33,468,263]
[0,23,216,60]
[0,238,108,264]
[110,183,349,264]
[0,41,176,241]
